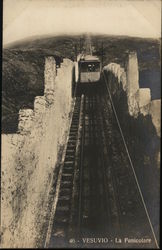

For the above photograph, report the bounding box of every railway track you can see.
[45,95,84,248]
[45,82,158,249]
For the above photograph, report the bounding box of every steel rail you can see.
[96,94,121,236]
[67,94,85,243]
[77,96,85,236]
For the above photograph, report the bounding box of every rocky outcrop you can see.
[149,99,161,137]
[18,109,34,134]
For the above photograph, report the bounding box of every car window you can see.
[81,62,100,72]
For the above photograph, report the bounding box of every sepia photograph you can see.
[1,0,161,248]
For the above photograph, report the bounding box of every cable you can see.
[103,71,159,249]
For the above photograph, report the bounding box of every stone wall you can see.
[1,57,75,248]
[103,52,161,137]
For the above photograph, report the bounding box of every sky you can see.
[3,0,161,45]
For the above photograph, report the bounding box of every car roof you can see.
[80,54,100,62]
